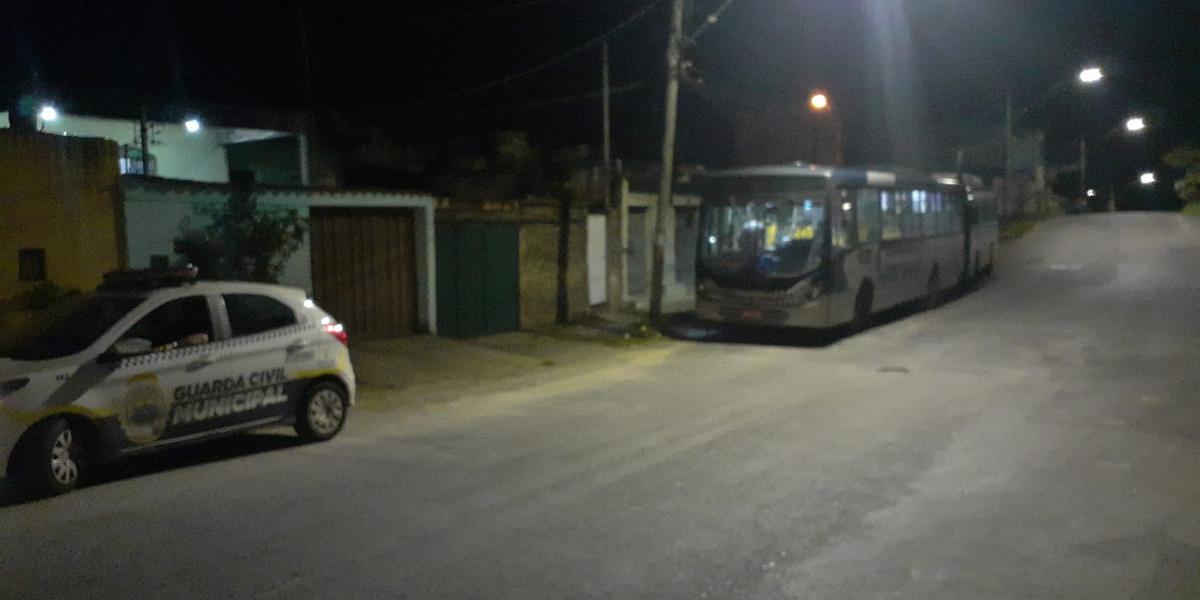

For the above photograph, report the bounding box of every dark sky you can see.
[3,0,1198,199]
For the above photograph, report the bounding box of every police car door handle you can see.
[187,355,216,371]
[286,339,310,353]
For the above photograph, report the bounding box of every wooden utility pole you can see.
[649,0,685,323]
[1004,90,1013,216]
[603,41,626,310]
[139,105,151,176]
[602,42,612,183]
[1079,136,1088,206]
[298,7,316,105]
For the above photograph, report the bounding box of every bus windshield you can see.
[700,196,826,280]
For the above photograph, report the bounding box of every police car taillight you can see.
[323,322,348,346]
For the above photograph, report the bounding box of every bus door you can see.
[876,189,921,306]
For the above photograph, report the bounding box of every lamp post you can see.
[1004,66,1103,216]
[809,92,829,112]
[1075,68,1104,207]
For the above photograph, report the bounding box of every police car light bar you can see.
[99,265,199,292]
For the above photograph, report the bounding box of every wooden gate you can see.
[309,208,417,338]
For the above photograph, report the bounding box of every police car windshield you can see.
[0,293,145,361]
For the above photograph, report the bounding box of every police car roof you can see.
[97,279,306,303]
[704,162,953,189]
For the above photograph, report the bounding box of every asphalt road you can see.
[4,213,1199,599]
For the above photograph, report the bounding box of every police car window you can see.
[223,294,297,337]
[123,297,214,351]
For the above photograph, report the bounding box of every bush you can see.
[174,186,307,283]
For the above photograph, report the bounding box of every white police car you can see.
[0,270,355,497]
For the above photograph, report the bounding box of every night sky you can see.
[3,0,1198,204]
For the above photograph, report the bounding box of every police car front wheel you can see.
[12,417,90,497]
[295,382,348,442]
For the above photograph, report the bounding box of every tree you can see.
[1164,145,1200,205]
[174,185,307,283]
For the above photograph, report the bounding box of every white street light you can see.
[809,92,829,112]
[38,105,59,122]
[1079,67,1104,84]
[1086,189,1097,198]
[1139,172,1156,185]
[183,118,202,134]
[1125,116,1146,132]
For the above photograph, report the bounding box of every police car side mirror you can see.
[111,338,153,358]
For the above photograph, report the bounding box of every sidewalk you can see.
[349,320,664,412]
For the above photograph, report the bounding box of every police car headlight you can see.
[0,378,30,398]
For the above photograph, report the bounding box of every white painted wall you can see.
[1,112,294,184]
[586,214,607,306]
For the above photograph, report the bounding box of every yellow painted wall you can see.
[0,131,122,299]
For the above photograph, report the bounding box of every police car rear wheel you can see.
[14,418,87,497]
[295,382,348,441]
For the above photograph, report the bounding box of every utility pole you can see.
[1079,136,1087,208]
[139,105,151,176]
[1004,90,1013,217]
[602,42,612,185]
[298,7,316,105]
[649,0,685,324]
[603,41,625,310]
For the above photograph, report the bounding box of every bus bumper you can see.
[696,298,830,328]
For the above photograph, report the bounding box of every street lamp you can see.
[1140,172,1156,185]
[1124,116,1146,133]
[1086,189,1097,198]
[38,105,59,122]
[183,118,202,134]
[809,92,829,112]
[1079,67,1104,84]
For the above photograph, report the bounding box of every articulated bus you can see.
[694,163,998,329]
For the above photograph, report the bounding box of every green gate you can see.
[436,223,521,337]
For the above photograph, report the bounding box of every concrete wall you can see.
[622,185,701,312]
[0,131,123,297]
[518,221,589,330]
[122,179,438,333]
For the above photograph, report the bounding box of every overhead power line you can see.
[433,81,646,116]
[687,0,739,43]
[430,0,663,102]
[406,0,591,22]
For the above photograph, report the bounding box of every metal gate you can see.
[436,222,520,338]
[309,207,417,338]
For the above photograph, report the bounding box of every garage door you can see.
[310,208,417,338]
[436,222,520,338]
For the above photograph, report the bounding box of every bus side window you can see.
[897,191,918,240]
[881,190,901,241]
[833,191,857,249]
[936,192,945,234]
[856,188,881,244]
